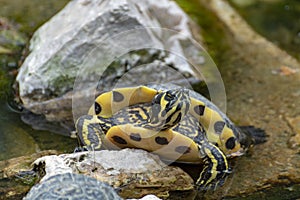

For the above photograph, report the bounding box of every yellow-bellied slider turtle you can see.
[23,173,122,200]
[75,84,266,190]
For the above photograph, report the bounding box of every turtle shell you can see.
[23,173,122,200]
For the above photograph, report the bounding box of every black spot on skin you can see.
[112,91,124,102]
[194,105,205,116]
[130,133,142,141]
[111,135,127,144]
[155,136,169,145]
[214,121,225,134]
[175,146,191,154]
[225,137,236,150]
[95,102,102,115]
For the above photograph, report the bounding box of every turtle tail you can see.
[238,126,267,146]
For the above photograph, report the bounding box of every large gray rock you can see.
[32,149,194,199]
[16,0,215,134]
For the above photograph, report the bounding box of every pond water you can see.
[230,0,300,60]
[176,0,300,61]
[0,100,75,161]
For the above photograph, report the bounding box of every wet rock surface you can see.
[0,150,59,199]
[31,149,194,199]
[287,116,300,149]
[195,0,300,199]
[0,149,194,199]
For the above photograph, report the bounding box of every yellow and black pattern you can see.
[196,140,231,190]
[76,85,263,190]
[77,104,231,190]
[88,86,158,117]
[88,86,245,156]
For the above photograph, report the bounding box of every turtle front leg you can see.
[196,141,232,190]
[75,115,106,150]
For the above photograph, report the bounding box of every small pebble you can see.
[267,109,276,115]
[287,116,300,149]
[128,194,162,200]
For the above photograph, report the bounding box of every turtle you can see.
[23,173,122,200]
[75,84,266,190]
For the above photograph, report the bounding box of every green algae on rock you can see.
[0,17,26,53]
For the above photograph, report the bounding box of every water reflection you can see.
[0,100,75,161]
[230,0,300,60]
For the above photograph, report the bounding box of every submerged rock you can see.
[31,149,194,199]
[16,0,207,134]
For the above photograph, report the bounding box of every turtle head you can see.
[149,89,190,130]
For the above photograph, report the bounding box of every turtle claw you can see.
[73,146,89,152]
[196,166,232,190]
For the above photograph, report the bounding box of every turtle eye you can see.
[164,91,175,101]
[164,91,178,107]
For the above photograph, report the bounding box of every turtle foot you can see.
[195,166,232,190]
